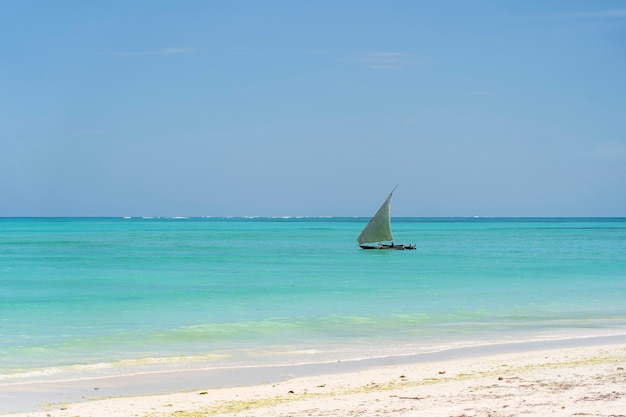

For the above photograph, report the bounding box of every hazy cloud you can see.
[355,52,420,70]
[113,47,201,57]
[76,130,107,134]
[597,141,626,160]
[565,9,626,18]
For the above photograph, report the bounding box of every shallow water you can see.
[1,217,625,383]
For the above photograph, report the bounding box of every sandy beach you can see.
[3,340,625,417]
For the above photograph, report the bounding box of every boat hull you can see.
[360,244,416,250]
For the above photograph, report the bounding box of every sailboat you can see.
[357,186,416,250]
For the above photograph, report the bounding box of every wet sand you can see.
[3,338,626,417]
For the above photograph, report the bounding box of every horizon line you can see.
[1,216,624,220]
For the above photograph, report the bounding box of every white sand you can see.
[4,343,626,417]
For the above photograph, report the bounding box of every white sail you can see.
[357,187,395,245]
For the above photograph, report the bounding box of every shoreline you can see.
[3,334,626,415]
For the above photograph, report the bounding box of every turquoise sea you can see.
[1,217,625,385]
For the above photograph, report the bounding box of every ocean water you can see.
[1,217,625,385]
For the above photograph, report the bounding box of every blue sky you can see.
[1,1,625,217]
